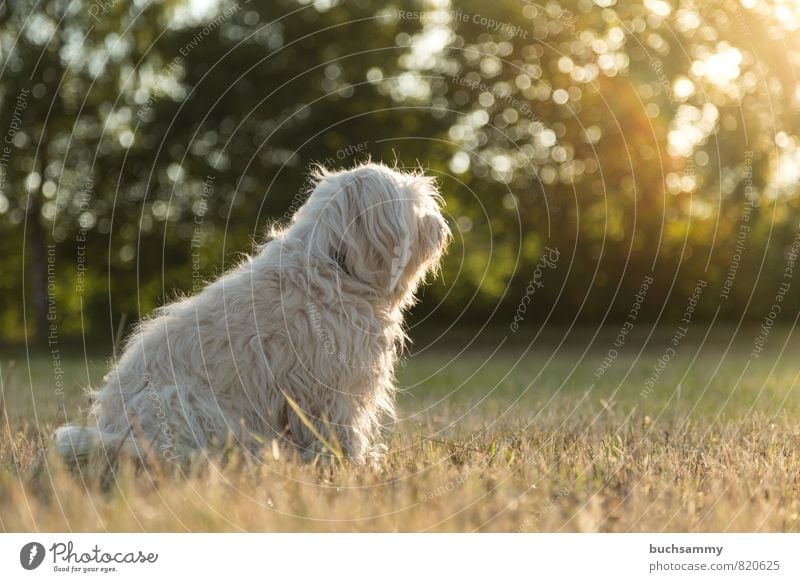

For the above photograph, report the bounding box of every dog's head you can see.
[294,162,451,305]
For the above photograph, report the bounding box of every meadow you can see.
[1,325,798,532]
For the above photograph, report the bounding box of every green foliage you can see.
[1,0,799,343]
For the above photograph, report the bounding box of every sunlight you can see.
[774,0,800,30]
[174,0,223,27]
[701,43,742,89]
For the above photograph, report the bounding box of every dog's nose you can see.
[419,211,449,252]
[431,208,448,232]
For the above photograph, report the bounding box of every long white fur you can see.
[54,163,450,464]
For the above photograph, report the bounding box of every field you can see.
[1,325,798,532]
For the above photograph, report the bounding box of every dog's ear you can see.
[332,173,412,293]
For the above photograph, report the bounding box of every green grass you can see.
[1,325,798,531]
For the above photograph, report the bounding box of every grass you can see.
[1,325,799,532]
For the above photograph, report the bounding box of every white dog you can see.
[55,162,450,464]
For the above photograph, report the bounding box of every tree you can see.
[1,0,799,345]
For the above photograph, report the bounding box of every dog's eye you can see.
[333,249,350,275]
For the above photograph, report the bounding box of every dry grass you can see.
[1,327,799,532]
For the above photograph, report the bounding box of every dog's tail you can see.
[53,425,141,463]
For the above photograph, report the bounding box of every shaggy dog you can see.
[55,163,450,464]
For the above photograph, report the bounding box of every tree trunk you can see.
[27,120,51,345]
[26,190,49,344]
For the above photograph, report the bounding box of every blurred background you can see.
[1,0,799,348]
